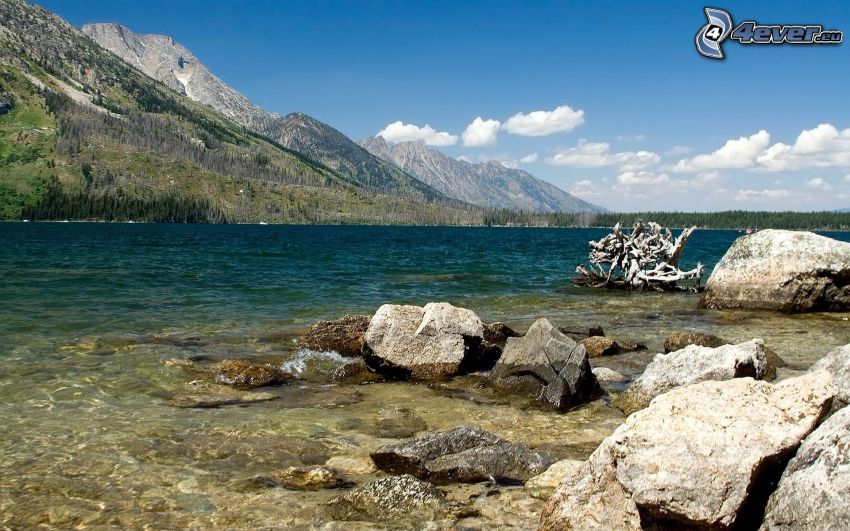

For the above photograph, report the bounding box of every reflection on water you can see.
[1,223,849,528]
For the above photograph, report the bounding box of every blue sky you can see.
[40,0,850,211]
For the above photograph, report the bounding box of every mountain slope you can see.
[360,136,604,213]
[0,0,476,224]
[82,22,441,201]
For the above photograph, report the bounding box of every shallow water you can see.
[1,223,849,529]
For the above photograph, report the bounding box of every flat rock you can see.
[613,338,769,415]
[525,459,583,500]
[663,330,727,353]
[163,380,276,408]
[810,343,850,406]
[488,318,600,410]
[580,336,645,357]
[700,229,850,312]
[541,372,835,530]
[363,302,484,379]
[370,425,554,485]
[297,315,371,357]
[207,359,293,389]
[325,474,458,522]
[760,406,850,530]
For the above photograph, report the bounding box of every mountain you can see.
[82,22,440,201]
[0,0,475,223]
[360,136,604,213]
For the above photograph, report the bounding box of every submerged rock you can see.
[541,372,835,531]
[208,359,293,389]
[324,455,377,476]
[580,336,645,358]
[370,425,554,485]
[363,302,484,379]
[330,358,381,384]
[700,229,850,312]
[297,315,371,357]
[163,380,276,408]
[269,465,349,490]
[325,474,458,522]
[488,318,600,410]
[810,343,850,407]
[372,408,428,439]
[761,406,850,530]
[663,330,727,353]
[613,338,769,415]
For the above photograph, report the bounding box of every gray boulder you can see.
[760,406,850,530]
[370,425,554,485]
[613,338,769,415]
[363,302,484,379]
[488,318,600,410]
[325,474,458,522]
[700,229,850,312]
[541,372,835,531]
[810,344,850,407]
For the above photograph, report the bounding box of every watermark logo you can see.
[696,7,843,59]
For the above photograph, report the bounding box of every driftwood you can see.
[574,222,703,292]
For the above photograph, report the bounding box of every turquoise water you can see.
[1,223,849,529]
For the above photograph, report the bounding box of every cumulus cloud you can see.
[805,177,832,191]
[502,105,585,137]
[617,171,670,186]
[569,179,603,198]
[462,117,501,147]
[547,140,659,170]
[377,121,458,146]
[734,189,790,202]
[757,124,850,171]
[520,153,538,164]
[674,130,771,172]
[666,145,693,156]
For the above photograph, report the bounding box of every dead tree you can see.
[574,221,703,292]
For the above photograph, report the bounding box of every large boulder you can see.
[325,474,460,522]
[810,344,850,407]
[760,406,850,530]
[370,425,554,485]
[297,315,371,357]
[541,372,835,531]
[363,303,484,379]
[700,229,850,312]
[613,338,769,415]
[488,318,600,410]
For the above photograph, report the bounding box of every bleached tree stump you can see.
[574,222,703,292]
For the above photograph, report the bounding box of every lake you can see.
[1,223,849,528]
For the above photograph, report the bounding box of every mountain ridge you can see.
[360,135,604,213]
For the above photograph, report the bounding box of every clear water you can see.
[1,223,849,529]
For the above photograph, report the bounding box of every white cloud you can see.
[674,130,771,172]
[547,140,659,170]
[502,105,585,137]
[377,121,458,146]
[844,173,850,182]
[462,117,501,147]
[617,171,670,186]
[569,179,603,198]
[616,134,647,141]
[666,145,693,156]
[477,154,519,169]
[757,124,850,171]
[734,189,790,202]
[805,177,832,191]
[520,153,538,164]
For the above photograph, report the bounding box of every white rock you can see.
[810,343,850,406]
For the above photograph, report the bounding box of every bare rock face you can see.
[363,303,484,379]
[541,372,835,531]
[370,425,554,485]
[700,229,850,312]
[810,344,850,407]
[760,406,850,530]
[208,359,293,389]
[613,339,769,415]
[297,315,370,357]
[488,318,600,410]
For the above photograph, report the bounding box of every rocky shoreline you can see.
[166,229,850,529]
